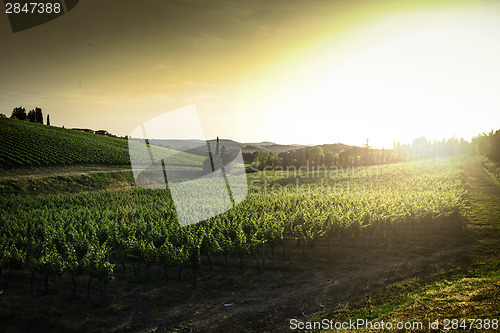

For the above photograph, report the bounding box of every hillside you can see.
[240,142,312,154]
[241,142,352,157]
[319,143,351,154]
[0,118,204,169]
[145,139,310,155]
[277,143,351,164]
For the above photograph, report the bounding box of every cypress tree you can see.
[27,109,36,122]
[35,107,43,124]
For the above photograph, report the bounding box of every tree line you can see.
[1,106,50,125]
[244,136,474,171]
[472,129,500,162]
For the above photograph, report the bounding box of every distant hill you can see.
[240,142,311,154]
[242,142,350,155]
[276,143,351,164]
[319,143,351,154]
[0,119,204,169]
[143,139,310,156]
[132,139,343,157]
[243,141,276,147]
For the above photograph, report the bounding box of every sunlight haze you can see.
[1,0,499,147]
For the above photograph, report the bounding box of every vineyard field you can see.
[1,154,499,332]
[0,157,467,292]
[0,118,205,168]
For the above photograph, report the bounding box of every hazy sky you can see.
[1,0,500,147]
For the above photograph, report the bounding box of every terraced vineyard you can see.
[0,157,467,295]
[0,118,204,168]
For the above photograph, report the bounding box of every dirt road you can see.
[0,166,132,179]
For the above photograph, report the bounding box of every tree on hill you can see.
[250,150,283,170]
[307,146,324,166]
[25,107,44,123]
[267,152,281,169]
[488,130,500,162]
[242,152,254,164]
[0,113,6,118]
[339,147,366,166]
[35,107,43,124]
[11,107,26,120]
[473,130,500,162]
[362,138,373,164]
[324,151,335,167]
[278,149,307,168]
[253,150,270,170]
[47,114,50,126]
[27,109,36,122]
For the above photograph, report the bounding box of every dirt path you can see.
[0,166,132,179]
[119,239,471,333]
[0,165,201,180]
[461,157,500,259]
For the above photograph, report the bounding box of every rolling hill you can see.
[0,118,205,169]
[240,142,311,154]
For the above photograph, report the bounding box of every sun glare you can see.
[237,5,500,147]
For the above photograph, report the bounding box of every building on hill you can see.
[69,128,114,137]
[71,128,95,134]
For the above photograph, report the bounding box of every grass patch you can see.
[315,259,500,333]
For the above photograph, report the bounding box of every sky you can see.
[1,0,500,148]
